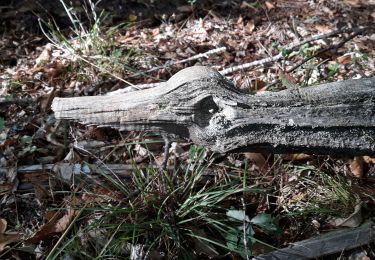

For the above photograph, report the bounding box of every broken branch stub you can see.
[52,66,375,155]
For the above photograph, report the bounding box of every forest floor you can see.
[1,0,375,259]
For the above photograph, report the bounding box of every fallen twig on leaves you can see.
[127,46,226,79]
[219,26,369,75]
[0,163,217,192]
[105,27,372,94]
[265,28,368,89]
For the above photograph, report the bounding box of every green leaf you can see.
[0,117,4,132]
[251,213,281,235]
[250,213,272,225]
[279,47,287,57]
[226,209,250,222]
[20,135,33,145]
[328,63,340,78]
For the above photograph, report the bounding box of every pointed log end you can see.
[51,97,63,118]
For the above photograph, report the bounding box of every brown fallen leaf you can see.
[244,152,270,173]
[177,5,194,13]
[39,88,56,112]
[350,156,364,178]
[0,233,23,252]
[282,153,312,161]
[128,14,137,22]
[345,0,361,7]
[35,43,52,66]
[363,156,375,164]
[245,20,255,33]
[0,219,6,234]
[33,183,50,203]
[0,218,23,252]
[337,55,352,65]
[248,79,266,92]
[265,1,275,10]
[26,208,76,244]
[315,24,331,33]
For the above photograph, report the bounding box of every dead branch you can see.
[0,163,217,192]
[219,26,370,75]
[265,29,366,89]
[127,46,226,79]
[52,66,375,156]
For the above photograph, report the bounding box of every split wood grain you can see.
[52,66,375,155]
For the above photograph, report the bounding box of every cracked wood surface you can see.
[52,66,375,155]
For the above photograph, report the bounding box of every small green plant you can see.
[187,0,198,5]
[48,145,271,258]
[298,43,319,58]
[327,63,340,78]
[241,1,262,9]
[280,165,356,217]
[17,135,48,157]
[279,47,287,57]
[351,51,369,63]
[40,0,134,85]
[269,41,279,51]
[225,210,279,257]
[7,80,23,91]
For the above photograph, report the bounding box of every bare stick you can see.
[288,29,363,72]
[265,29,366,89]
[127,46,226,79]
[219,27,369,75]
[0,97,36,108]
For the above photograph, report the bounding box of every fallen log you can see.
[52,66,375,155]
[255,223,375,260]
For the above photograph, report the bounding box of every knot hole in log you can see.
[193,96,219,128]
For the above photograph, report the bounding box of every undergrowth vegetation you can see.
[47,146,278,259]
[1,0,374,259]
[39,144,360,259]
[35,1,366,258]
[40,0,135,85]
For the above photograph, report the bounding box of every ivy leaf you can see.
[250,213,281,235]
[20,135,33,145]
[226,209,250,222]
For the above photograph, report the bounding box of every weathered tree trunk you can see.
[52,66,375,155]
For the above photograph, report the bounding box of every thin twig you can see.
[265,29,366,89]
[127,46,226,79]
[219,27,369,76]
[288,29,363,72]
[241,197,250,260]
[106,82,165,95]
[0,97,36,107]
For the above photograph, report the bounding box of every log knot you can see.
[167,66,224,88]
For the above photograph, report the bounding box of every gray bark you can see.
[255,223,375,260]
[52,66,375,155]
